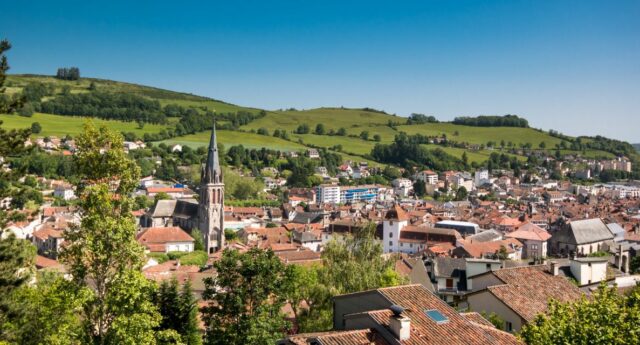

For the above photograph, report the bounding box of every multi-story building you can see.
[316,184,341,204]
[415,170,439,185]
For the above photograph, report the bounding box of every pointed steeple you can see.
[202,119,222,184]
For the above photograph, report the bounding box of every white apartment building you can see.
[316,184,341,204]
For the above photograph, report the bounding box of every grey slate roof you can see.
[466,229,502,243]
[553,218,614,245]
[433,257,467,278]
[173,199,198,219]
[151,200,177,217]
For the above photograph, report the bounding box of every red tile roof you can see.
[137,227,194,252]
[484,266,583,322]
[505,222,551,242]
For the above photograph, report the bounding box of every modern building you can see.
[435,220,479,236]
[316,184,341,204]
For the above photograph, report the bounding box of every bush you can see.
[167,251,189,260]
[19,103,34,117]
[30,122,42,134]
[179,251,208,266]
[148,252,170,264]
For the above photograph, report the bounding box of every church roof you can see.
[202,121,222,184]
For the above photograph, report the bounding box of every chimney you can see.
[388,305,410,341]
[550,261,559,276]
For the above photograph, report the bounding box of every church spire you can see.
[202,119,222,184]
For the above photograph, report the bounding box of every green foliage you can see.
[60,124,160,344]
[406,113,438,124]
[453,114,529,127]
[2,272,87,345]
[201,248,295,345]
[30,121,41,134]
[191,229,205,251]
[154,279,201,345]
[167,251,189,260]
[454,186,468,201]
[154,192,171,203]
[0,40,24,114]
[224,229,238,242]
[587,251,609,257]
[149,253,170,264]
[291,223,405,332]
[371,132,466,171]
[480,311,505,330]
[519,283,640,345]
[178,251,208,267]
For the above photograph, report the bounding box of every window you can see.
[445,278,453,289]
[531,244,538,250]
[400,243,404,247]
[389,232,393,238]
[486,263,491,271]
[409,243,413,248]
[424,309,449,324]
[389,241,393,246]
[506,322,513,332]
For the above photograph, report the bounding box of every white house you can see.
[136,227,195,253]
[54,184,76,201]
[569,257,609,286]
[415,170,438,185]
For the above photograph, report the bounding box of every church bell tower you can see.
[198,122,225,253]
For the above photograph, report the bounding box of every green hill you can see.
[0,74,629,167]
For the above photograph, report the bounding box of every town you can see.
[2,1,640,344]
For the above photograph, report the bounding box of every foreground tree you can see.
[60,123,161,344]
[154,279,201,345]
[520,283,640,345]
[292,222,405,331]
[201,248,295,345]
[0,38,35,339]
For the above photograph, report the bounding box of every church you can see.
[141,124,225,254]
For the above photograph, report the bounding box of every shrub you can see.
[167,251,189,260]
[148,252,170,264]
[179,251,208,266]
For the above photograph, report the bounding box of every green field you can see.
[241,107,401,132]
[292,134,377,155]
[0,113,170,138]
[396,123,563,148]
[161,130,307,151]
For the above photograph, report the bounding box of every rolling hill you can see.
[0,74,629,167]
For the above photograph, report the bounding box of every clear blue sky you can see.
[3,0,639,142]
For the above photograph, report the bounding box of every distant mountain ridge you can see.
[633,144,640,151]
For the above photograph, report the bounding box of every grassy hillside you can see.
[0,112,172,138]
[161,130,307,151]
[241,107,401,132]
[1,74,627,168]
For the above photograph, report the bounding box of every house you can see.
[31,226,64,259]
[53,184,76,200]
[429,257,467,304]
[505,222,551,259]
[452,238,523,260]
[466,265,583,333]
[415,170,438,185]
[391,178,413,197]
[136,227,195,253]
[550,218,614,256]
[569,257,609,286]
[307,148,320,159]
[280,284,521,344]
[543,190,565,204]
[145,186,194,199]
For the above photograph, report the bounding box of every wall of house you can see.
[333,292,390,330]
[166,241,194,253]
[467,272,502,291]
[467,291,525,332]
[577,242,603,256]
[570,261,607,286]
[466,262,502,283]
[398,241,423,254]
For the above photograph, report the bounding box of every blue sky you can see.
[2,0,639,142]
